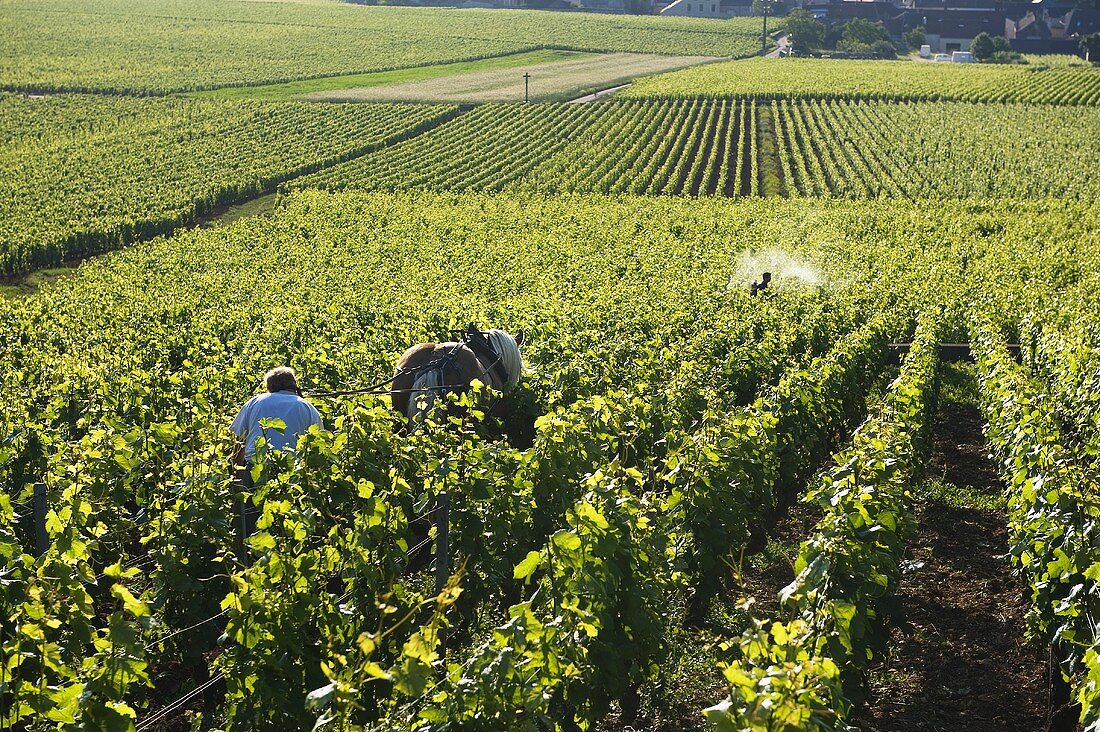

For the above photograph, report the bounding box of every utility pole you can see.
[523,72,531,104]
[761,6,769,53]
[756,0,774,53]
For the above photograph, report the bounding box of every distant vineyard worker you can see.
[750,271,772,297]
[230,366,322,486]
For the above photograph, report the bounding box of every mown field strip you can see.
[300,52,719,104]
[186,49,595,102]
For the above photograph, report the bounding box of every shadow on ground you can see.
[854,364,1047,732]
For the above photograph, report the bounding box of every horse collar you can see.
[463,328,510,390]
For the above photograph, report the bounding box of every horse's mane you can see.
[408,367,443,420]
[486,329,523,392]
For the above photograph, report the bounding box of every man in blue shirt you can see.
[231,366,322,469]
[230,367,321,542]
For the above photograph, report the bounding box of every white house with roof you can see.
[660,0,725,15]
[661,0,754,16]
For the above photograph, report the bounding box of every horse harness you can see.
[304,325,508,400]
[414,324,507,394]
[460,324,510,389]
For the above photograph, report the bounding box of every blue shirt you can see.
[231,391,322,459]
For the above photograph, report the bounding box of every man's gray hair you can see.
[265,366,299,394]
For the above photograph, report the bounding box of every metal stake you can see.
[523,72,531,104]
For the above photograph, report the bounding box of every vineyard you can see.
[6,94,1093,276]
[0,95,455,275]
[2,190,1099,731]
[626,56,1100,105]
[3,0,1100,729]
[294,99,1098,199]
[294,52,717,105]
[0,0,763,94]
[293,100,760,196]
[767,99,1100,199]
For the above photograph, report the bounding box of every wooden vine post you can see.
[434,490,451,656]
[433,491,451,595]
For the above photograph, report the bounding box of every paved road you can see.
[565,83,631,104]
[766,34,791,59]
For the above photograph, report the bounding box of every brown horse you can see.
[391,324,524,420]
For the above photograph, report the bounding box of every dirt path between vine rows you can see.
[853,366,1047,732]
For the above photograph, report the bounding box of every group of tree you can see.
[784,9,897,58]
[783,13,1100,64]
[970,32,1026,63]
[783,10,1100,63]
[1082,32,1100,63]
[834,18,896,56]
